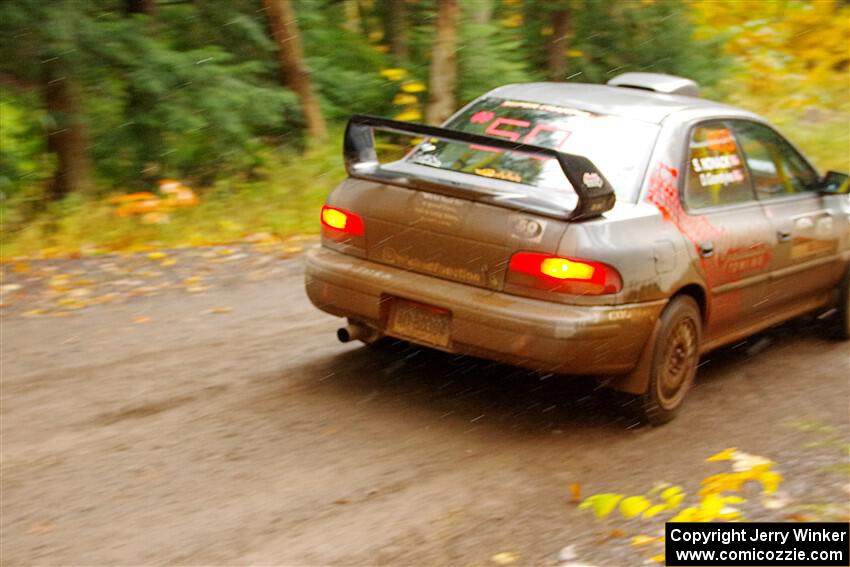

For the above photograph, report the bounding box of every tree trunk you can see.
[425,0,458,125]
[263,0,327,142]
[389,0,409,63]
[44,61,92,200]
[125,0,157,16]
[547,8,571,80]
[472,0,492,25]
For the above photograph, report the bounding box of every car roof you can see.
[484,82,748,124]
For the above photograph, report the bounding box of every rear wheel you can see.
[636,295,702,425]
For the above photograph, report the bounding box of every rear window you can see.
[406,97,659,202]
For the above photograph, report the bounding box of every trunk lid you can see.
[336,178,569,291]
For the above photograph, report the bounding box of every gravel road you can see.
[2,246,848,566]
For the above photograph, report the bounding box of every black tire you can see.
[833,266,850,341]
[636,295,702,426]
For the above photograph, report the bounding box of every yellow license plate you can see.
[388,299,451,348]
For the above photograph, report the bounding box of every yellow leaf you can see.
[147,252,167,261]
[707,447,737,462]
[161,257,178,267]
[620,495,651,519]
[567,49,584,57]
[632,535,661,546]
[207,307,232,314]
[394,109,422,122]
[379,68,408,81]
[669,506,700,522]
[661,486,685,509]
[132,315,151,324]
[698,493,724,521]
[579,493,624,519]
[12,262,30,273]
[400,81,426,94]
[392,93,418,106]
[650,554,665,563]
[490,551,519,565]
[757,470,783,495]
[642,504,667,519]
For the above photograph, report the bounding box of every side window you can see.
[684,122,753,209]
[732,121,819,200]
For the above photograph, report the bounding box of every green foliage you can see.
[567,0,727,87]
[0,0,296,192]
[456,2,534,104]
[300,6,399,119]
[0,91,46,198]
[0,0,846,256]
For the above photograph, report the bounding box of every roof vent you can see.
[607,72,699,97]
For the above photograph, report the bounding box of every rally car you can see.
[304,72,850,424]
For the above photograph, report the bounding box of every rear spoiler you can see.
[343,114,616,221]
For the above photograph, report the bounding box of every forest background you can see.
[1,0,848,256]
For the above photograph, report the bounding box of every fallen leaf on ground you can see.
[558,544,577,561]
[631,535,662,546]
[147,252,167,261]
[707,447,737,462]
[207,307,232,314]
[762,492,790,510]
[579,493,624,519]
[569,482,582,503]
[132,316,151,324]
[490,551,520,565]
[28,521,54,535]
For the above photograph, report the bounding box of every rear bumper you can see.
[304,246,666,375]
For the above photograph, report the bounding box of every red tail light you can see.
[321,205,364,236]
[508,251,622,295]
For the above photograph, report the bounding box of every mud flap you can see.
[605,318,661,395]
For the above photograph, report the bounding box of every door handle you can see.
[777,230,792,242]
[699,240,715,258]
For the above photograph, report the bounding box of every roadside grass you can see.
[1,142,345,258]
[1,110,848,259]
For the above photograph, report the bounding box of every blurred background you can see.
[1,0,848,257]
[2,3,849,565]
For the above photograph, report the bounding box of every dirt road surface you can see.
[2,247,849,565]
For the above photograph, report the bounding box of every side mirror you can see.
[818,170,850,194]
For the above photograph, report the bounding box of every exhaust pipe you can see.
[337,321,372,343]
